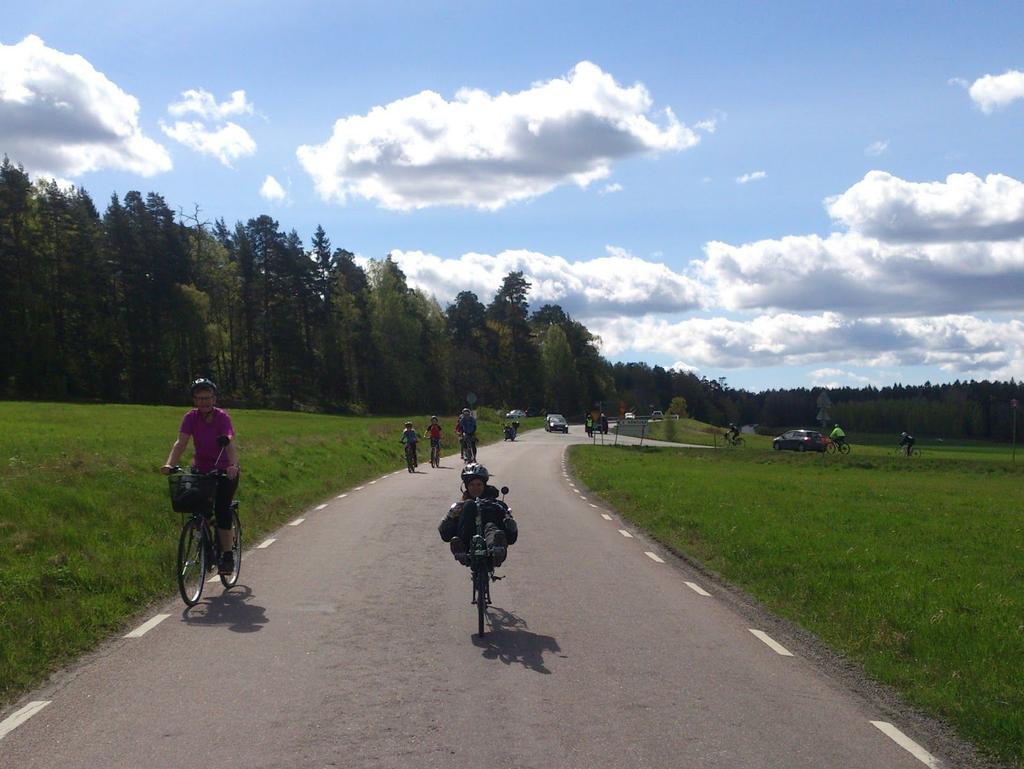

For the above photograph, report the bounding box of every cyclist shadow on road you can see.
[181,585,268,633]
[472,607,564,674]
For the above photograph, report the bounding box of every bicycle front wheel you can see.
[475,567,488,636]
[177,518,206,606]
[220,508,242,588]
[839,442,851,455]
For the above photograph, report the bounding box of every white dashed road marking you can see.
[645,552,665,563]
[257,538,277,549]
[749,629,793,656]
[869,722,940,768]
[0,701,50,740]
[618,530,633,538]
[601,514,612,520]
[336,493,348,499]
[580,496,587,501]
[124,614,170,638]
[354,486,365,491]
[589,503,598,508]
[314,503,328,511]
[369,480,377,485]
[685,581,712,596]
[289,518,305,526]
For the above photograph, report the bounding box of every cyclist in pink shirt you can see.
[160,378,240,573]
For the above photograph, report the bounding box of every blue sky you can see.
[4,1,1024,391]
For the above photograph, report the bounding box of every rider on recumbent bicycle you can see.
[438,463,517,567]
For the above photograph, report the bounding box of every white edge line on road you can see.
[749,629,793,656]
[257,538,277,549]
[369,480,377,485]
[290,518,306,526]
[870,722,941,768]
[568,482,576,487]
[354,486,364,491]
[337,493,348,499]
[580,496,587,501]
[645,552,665,563]
[618,529,633,538]
[0,701,51,740]
[589,503,598,508]
[315,503,328,510]
[124,613,170,638]
[601,513,613,520]
[685,581,712,596]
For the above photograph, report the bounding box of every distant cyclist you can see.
[426,416,443,464]
[830,423,847,446]
[456,408,477,460]
[725,422,741,444]
[160,378,240,574]
[899,431,916,456]
[400,421,419,469]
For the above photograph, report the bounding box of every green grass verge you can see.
[0,402,537,706]
[569,443,1024,768]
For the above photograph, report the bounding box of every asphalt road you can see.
[0,428,967,768]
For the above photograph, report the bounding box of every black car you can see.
[772,429,827,452]
[545,414,569,433]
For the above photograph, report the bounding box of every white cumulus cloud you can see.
[826,170,1024,242]
[167,89,254,120]
[296,61,700,210]
[259,174,286,202]
[382,246,706,318]
[586,313,1024,379]
[736,171,766,184]
[968,69,1024,113]
[160,121,256,166]
[0,35,171,177]
[600,182,623,195]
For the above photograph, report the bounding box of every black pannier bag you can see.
[168,474,217,513]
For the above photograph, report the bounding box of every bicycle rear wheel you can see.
[177,518,206,606]
[220,508,242,588]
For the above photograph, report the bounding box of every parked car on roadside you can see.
[505,409,527,418]
[624,412,636,420]
[772,429,827,452]
[650,410,664,420]
[545,414,569,433]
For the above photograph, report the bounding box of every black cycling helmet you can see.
[460,462,489,484]
[190,377,218,395]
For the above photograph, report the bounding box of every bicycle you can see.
[723,432,744,447]
[461,434,478,462]
[168,468,241,607]
[429,438,441,468]
[404,442,418,473]
[463,486,510,636]
[893,444,921,457]
[827,439,851,454]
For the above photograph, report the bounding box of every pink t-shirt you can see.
[179,407,235,472]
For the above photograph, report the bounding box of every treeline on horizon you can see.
[1,158,1021,441]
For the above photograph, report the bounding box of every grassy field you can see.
[0,402,533,706]
[569,441,1024,767]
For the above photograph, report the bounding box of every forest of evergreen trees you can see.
[1,158,1020,440]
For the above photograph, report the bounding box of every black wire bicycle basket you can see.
[168,473,217,513]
